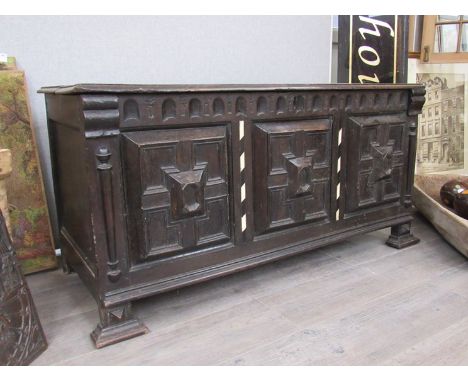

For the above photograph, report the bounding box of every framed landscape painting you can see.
[0,68,56,273]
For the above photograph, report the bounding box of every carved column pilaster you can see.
[405,86,426,208]
[404,120,418,208]
[96,147,121,283]
[385,87,425,249]
[81,94,123,283]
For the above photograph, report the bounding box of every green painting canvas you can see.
[0,69,57,273]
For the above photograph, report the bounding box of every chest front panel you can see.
[252,119,332,234]
[122,125,231,263]
[344,114,409,215]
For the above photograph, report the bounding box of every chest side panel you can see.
[53,122,96,268]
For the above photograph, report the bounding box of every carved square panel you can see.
[253,119,332,234]
[122,126,230,262]
[344,114,408,214]
[167,168,206,219]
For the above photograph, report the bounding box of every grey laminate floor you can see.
[27,213,468,365]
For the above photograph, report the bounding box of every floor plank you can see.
[221,283,468,365]
[28,213,468,365]
[59,299,298,366]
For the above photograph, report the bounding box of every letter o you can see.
[358,46,380,66]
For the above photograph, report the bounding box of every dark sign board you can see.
[337,15,408,84]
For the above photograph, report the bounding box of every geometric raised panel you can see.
[369,140,394,184]
[166,167,206,219]
[344,114,408,214]
[253,119,332,234]
[286,155,314,197]
[122,126,230,262]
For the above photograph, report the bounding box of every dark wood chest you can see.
[40,84,425,348]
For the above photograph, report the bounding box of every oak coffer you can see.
[40,84,425,348]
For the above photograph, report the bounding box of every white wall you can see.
[0,15,332,240]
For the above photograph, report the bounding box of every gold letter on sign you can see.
[358,74,380,83]
[358,16,395,39]
[358,46,381,66]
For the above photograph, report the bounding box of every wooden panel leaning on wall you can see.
[39,83,425,348]
[0,58,56,274]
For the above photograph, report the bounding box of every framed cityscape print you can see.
[415,73,465,174]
